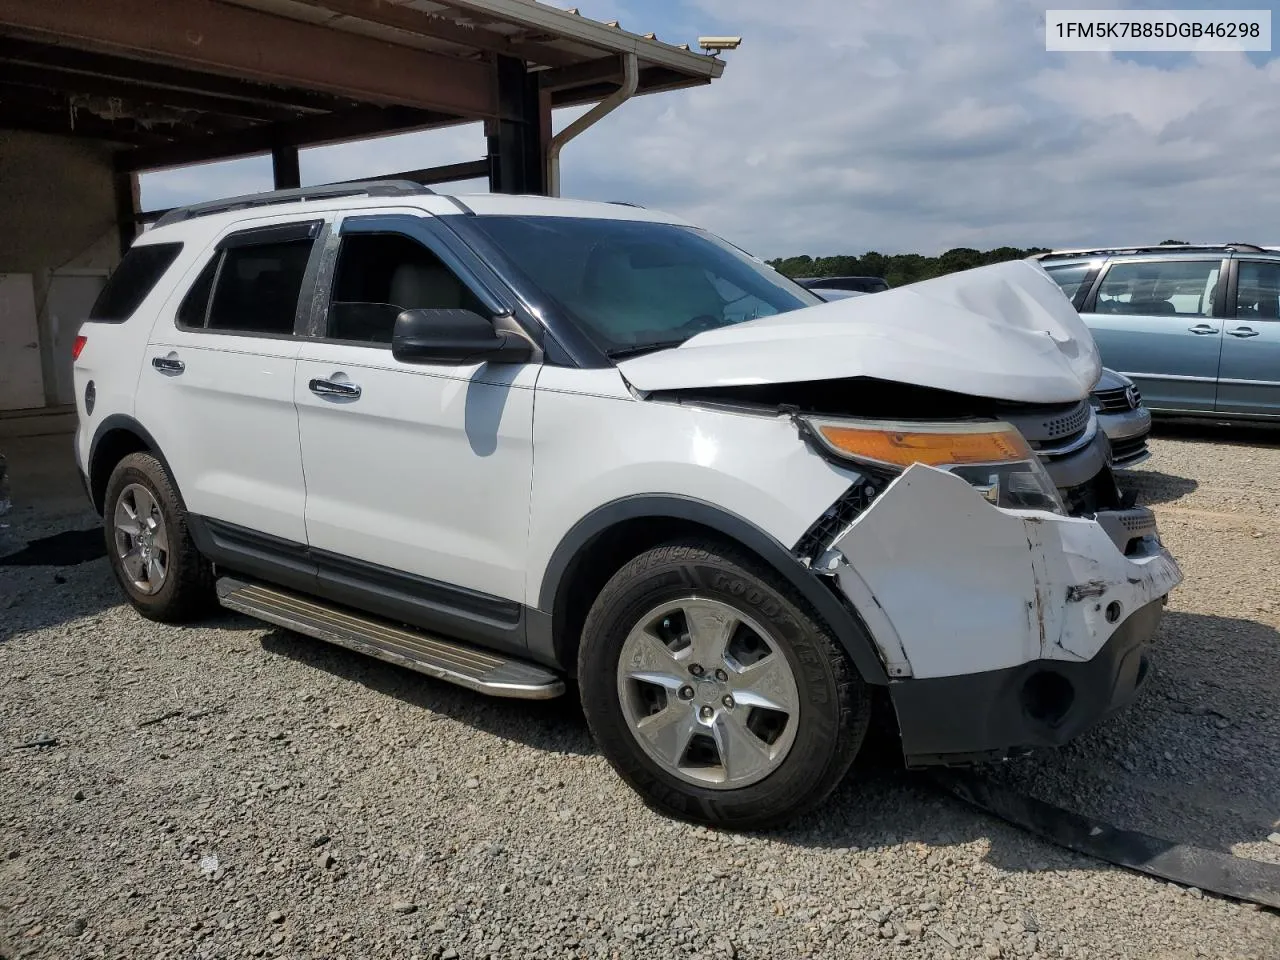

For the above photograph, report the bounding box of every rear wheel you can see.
[103,452,215,623]
[578,539,870,828]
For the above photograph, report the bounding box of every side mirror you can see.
[390,308,532,365]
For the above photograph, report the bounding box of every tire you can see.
[102,452,216,623]
[578,538,871,829]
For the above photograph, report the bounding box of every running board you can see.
[216,577,564,700]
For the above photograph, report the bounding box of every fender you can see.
[87,414,180,513]
[534,494,890,685]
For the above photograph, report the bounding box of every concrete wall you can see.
[0,130,121,410]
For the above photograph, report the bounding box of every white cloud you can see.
[142,0,1280,257]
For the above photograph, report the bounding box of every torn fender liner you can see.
[617,260,1101,404]
[935,771,1280,910]
[828,464,1181,678]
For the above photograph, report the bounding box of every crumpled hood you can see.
[616,259,1102,405]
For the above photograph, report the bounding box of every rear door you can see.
[1078,257,1225,413]
[138,220,322,545]
[1216,258,1280,418]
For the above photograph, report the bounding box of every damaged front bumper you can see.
[814,463,1182,766]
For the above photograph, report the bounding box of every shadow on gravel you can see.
[0,527,106,566]
[1122,469,1199,507]
[258,627,595,756]
[256,605,1278,886]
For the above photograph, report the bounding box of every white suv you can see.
[73,182,1182,827]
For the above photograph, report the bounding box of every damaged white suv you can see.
[73,183,1182,827]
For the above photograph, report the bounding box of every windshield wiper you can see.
[605,338,690,360]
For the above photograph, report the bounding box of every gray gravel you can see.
[2,427,1279,960]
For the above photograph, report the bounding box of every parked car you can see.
[797,275,890,294]
[1092,368,1151,467]
[74,183,1181,828]
[810,288,867,302]
[1036,243,1280,420]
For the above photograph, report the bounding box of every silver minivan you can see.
[1038,243,1280,420]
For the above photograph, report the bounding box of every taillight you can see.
[72,335,87,361]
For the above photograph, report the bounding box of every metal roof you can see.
[224,0,724,88]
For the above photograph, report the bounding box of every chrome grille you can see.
[1094,386,1137,413]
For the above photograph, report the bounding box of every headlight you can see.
[800,416,1065,514]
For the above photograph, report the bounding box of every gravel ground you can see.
[2,428,1279,960]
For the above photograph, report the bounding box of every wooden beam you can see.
[0,60,304,123]
[0,90,179,144]
[382,159,491,186]
[538,56,621,92]
[0,0,498,118]
[0,37,352,114]
[114,104,462,172]
[272,145,301,189]
[114,171,139,252]
[285,0,578,67]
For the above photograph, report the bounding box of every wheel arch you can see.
[531,495,890,686]
[88,415,178,515]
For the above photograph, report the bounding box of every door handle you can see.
[1227,326,1261,338]
[151,356,185,373]
[308,377,361,399]
[1187,324,1218,335]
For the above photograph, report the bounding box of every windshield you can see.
[466,215,821,354]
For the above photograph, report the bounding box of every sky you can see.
[141,1,1280,260]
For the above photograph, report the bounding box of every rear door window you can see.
[1093,260,1221,317]
[207,239,314,335]
[1235,261,1280,320]
[88,242,183,322]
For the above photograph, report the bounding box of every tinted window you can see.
[1045,264,1091,301]
[176,256,219,328]
[206,239,313,335]
[467,216,820,354]
[1236,261,1280,320]
[327,233,486,343]
[1094,260,1220,317]
[88,242,183,322]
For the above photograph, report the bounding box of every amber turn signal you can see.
[808,419,1033,469]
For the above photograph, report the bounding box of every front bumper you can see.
[891,598,1162,765]
[815,463,1181,762]
[1098,406,1152,468]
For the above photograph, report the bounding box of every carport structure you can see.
[0,0,725,420]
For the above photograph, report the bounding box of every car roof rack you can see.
[607,200,645,207]
[153,180,434,228]
[1035,242,1268,261]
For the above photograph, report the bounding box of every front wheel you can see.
[578,539,871,829]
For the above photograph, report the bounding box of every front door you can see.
[1079,257,1225,413]
[1217,259,1280,418]
[294,214,537,644]
[138,220,322,544]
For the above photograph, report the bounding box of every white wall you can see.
[0,130,121,411]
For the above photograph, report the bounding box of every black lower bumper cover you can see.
[892,598,1164,767]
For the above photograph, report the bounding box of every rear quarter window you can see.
[88,242,183,323]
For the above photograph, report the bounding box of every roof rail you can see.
[1035,242,1267,260]
[153,180,434,228]
[607,200,645,207]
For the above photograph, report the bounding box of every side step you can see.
[216,577,564,700]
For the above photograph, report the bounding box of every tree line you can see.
[766,242,1191,287]
[765,247,1050,287]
